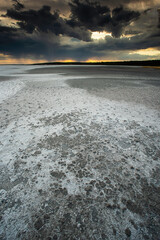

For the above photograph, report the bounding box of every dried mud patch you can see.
[1,109,160,240]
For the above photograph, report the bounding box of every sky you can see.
[0,0,160,63]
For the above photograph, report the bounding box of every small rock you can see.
[34,150,41,155]
[113,228,116,235]
[52,235,58,240]
[34,218,43,230]
[50,171,65,178]
[125,228,131,237]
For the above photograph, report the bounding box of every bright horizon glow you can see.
[55,59,76,62]
[129,48,160,56]
[0,55,77,64]
[0,56,47,64]
[91,31,112,40]
[0,53,159,64]
[86,59,124,63]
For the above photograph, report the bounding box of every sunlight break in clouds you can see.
[91,31,112,40]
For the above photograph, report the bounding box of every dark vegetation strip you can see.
[33,60,160,66]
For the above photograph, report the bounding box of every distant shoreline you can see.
[0,60,160,67]
[32,60,160,67]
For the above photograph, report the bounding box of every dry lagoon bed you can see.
[0,65,160,240]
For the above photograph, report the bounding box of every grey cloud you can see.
[0,25,17,47]
[111,6,140,37]
[7,6,61,34]
[101,0,160,9]
[0,25,56,59]
[158,9,160,27]
[69,0,111,31]
[0,25,92,60]
[6,4,91,41]
[6,0,141,39]
[0,0,159,61]
[124,30,142,35]
[12,0,24,11]
[69,0,140,37]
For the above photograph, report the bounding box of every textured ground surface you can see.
[0,65,160,240]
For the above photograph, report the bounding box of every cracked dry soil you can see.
[0,65,160,240]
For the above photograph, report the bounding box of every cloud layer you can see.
[69,1,140,37]
[0,0,159,61]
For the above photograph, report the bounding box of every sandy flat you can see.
[0,65,160,240]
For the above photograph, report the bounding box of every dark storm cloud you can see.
[0,22,159,61]
[6,4,91,41]
[0,0,159,61]
[69,0,140,37]
[7,6,61,34]
[12,0,24,11]
[6,0,141,39]
[100,0,160,9]
[0,24,58,59]
[0,24,93,60]
[111,6,140,37]
[0,25,17,49]
[158,9,160,27]
[69,0,111,31]
[0,25,16,34]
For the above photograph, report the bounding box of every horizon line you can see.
[0,59,160,66]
